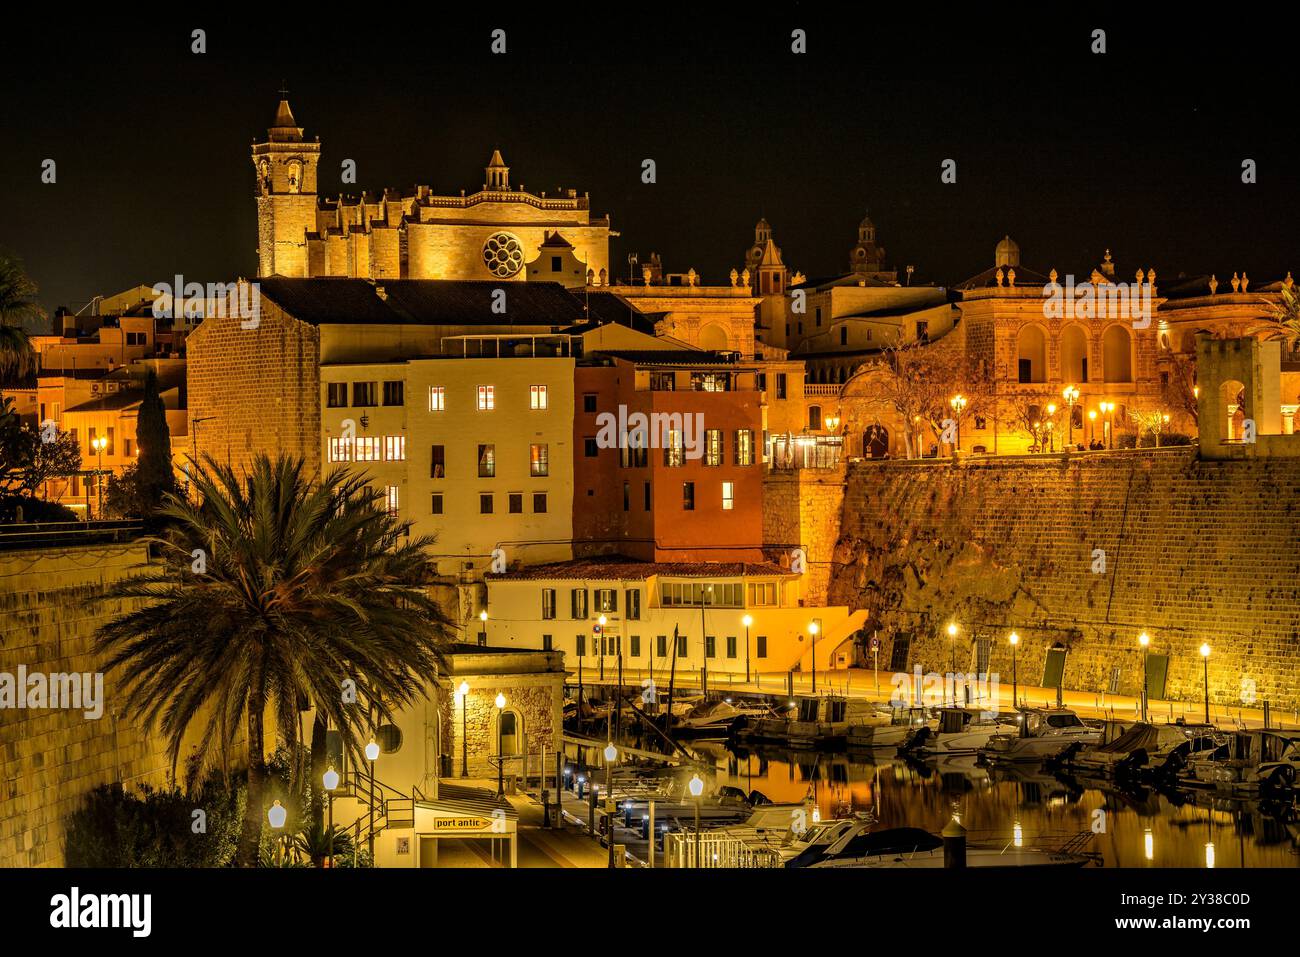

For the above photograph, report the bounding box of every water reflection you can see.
[700,743,1300,868]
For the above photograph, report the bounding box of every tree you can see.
[0,396,82,495]
[1002,392,1054,450]
[0,253,41,382]
[92,454,454,866]
[1160,352,1199,425]
[135,370,175,511]
[860,341,991,458]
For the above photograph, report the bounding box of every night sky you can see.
[3,11,1298,320]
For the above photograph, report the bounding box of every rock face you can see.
[828,448,1300,711]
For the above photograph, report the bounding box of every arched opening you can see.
[1017,325,1047,383]
[808,405,822,430]
[864,424,890,458]
[1103,325,1133,382]
[1220,379,1247,442]
[699,323,729,352]
[1060,324,1089,383]
[497,709,523,757]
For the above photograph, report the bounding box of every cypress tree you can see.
[136,369,175,512]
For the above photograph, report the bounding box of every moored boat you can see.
[981,707,1101,763]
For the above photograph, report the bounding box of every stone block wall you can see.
[764,465,846,606]
[0,543,173,867]
[828,448,1300,711]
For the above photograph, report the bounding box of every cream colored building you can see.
[480,558,868,679]
[320,346,576,577]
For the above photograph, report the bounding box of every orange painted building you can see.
[573,351,766,562]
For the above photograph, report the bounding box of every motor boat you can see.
[1179,728,1300,795]
[671,699,773,739]
[734,694,893,750]
[784,818,1090,869]
[900,707,1018,756]
[1065,720,1229,782]
[981,707,1102,763]
[846,707,935,751]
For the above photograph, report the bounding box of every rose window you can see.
[482,232,524,278]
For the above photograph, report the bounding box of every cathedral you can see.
[252,100,612,284]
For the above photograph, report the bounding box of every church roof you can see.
[487,149,507,168]
[258,278,592,327]
[272,99,297,129]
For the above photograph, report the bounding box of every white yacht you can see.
[734,695,892,749]
[901,707,1018,756]
[785,819,1090,869]
[846,707,935,750]
[981,708,1101,763]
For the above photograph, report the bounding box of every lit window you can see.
[735,429,754,466]
[530,385,548,410]
[705,429,722,466]
[530,443,549,476]
[722,481,734,510]
[384,436,406,461]
[385,486,399,516]
[477,385,495,410]
[328,437,352,462]
[429,386,445,411]
[355,437,380,462]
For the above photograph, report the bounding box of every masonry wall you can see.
[828,448,1300,711]
[187,297,320,477]
[0,543,172,867]
[764,465,846,606]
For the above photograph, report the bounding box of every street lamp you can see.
[365,737,379,862]
[1063,385,1079,447]
[1046,404,1057,452]
[741,614,753,683]
[1200,643,1212,724]
[1088,409,1097,447]
[457,680,470,777]
[268,799,288,868]
[322,765,339,868]
[90,435,107,519]
[1100,402,1115,450]
[597,613,608,680]
[688,773,705,867]
[1009,632,1019,709]
[1138,632,1150,721]
[949,395,967,451]
[479,609,488,646]
[808,621,820,693]
[495,692,508,796]
[604,742,619,868]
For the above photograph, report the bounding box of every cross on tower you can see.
[278,80,289,98]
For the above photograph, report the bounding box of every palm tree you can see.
[93,453,453,866]
[0,254,41,381]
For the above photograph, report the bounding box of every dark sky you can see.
[4,11,1299,320]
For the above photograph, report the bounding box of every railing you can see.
[663,830,784,868]
[0,520,143,550]
[804,383,842,397]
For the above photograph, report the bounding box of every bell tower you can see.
[251,96,321,277]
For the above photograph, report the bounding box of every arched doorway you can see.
[1221,379,1247,442]
[1060,324,1089,383]
[1017,325,1047,383]
[1103,325,1133,382]
[497,710,523,759]
[864,424,890,458]
[699,323,729,351]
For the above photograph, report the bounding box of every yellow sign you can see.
[432,816,496,832]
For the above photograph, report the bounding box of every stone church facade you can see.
[253,100,612,284]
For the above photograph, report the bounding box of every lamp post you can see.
[808,621,820,693]
[742,614,753,683]
[322,765,339,868]
[268,799,287,868]
[479,609,488,646]
[1063,385,1079,447]
[1046,404,1057,452]
[688,773,705,867]
[457,680,470,777]
[604,742,618,868]
[1200,643,1211,724]
[1101,402,1115,449]
[495,692,507,796]
[1088,409,1097,447]
[947,622,959,706]
[91,435,107,519]
[598,613,607,681]
[1138,632,1150,721]
[1009,632,1019,709]
[365,737,379,862]
[949,395,967,451]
